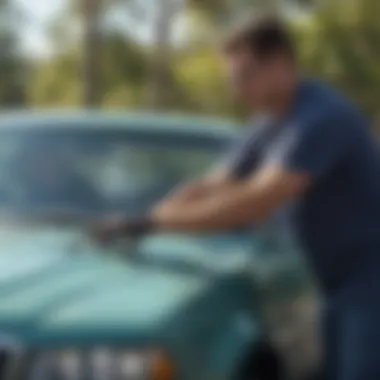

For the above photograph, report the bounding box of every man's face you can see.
[224,49,284,111]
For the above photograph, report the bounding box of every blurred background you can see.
[2,0,379,125]
[1,2,378,379]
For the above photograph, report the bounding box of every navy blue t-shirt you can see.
[227,79,380,293]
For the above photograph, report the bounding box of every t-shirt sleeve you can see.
[267,111,356,179]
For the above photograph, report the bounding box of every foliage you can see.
[0,0,26,106]
[29,34,147,108]
[296,0,380,123]
[28,52,82,107]
[174,48,232,115]
[23,0,380,124]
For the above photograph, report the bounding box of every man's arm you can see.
[93,109,356,239]
[153,126,263,211]
[148,109,356,233]
[92,163,308,240]
[91,167,235,241]
[150,163,309,232]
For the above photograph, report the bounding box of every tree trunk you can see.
[147,0,180,110]
[82,0,102,107]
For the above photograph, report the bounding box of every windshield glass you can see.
[0,129,227,215]
[0,128,305,277]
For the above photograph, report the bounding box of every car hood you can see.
[0,227,210,345]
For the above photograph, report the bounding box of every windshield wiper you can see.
[110,246,218,277]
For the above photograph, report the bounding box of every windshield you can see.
[0,128,304,278]
[0,129,227,215]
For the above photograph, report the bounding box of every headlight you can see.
[29,349,174,380]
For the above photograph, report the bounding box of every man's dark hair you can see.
[222,16,295,60]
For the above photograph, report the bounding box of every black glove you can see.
[91,215,153,244]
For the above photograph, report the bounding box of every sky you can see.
[15,0,64,57]
[13,0,308,58]
[14,0,186,58]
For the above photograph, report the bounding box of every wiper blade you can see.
[128,253,215,276]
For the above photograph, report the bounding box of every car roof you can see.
[0,110,239,139]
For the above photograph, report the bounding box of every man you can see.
[94,16,380,380]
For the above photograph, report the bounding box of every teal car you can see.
[0,112,319,380]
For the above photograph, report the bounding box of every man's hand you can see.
[89,169,229,243]
[90,215,154,244]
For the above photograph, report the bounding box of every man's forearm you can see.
[95,164,306,239]
[148,163,306,233]
[150,182,267,232]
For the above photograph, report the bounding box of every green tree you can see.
[147,0,183,109]
[29,32,150,108]
[296,0,380,123]
[43,0,184,110]
[81,0,103,107]
[0,0,26,106]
